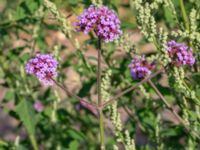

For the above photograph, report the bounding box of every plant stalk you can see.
[97,39,102,106]
[97,38,105,149]
[52,78,83,101]
[29,134,39,150]
[179,0,190,31]
[102,68,165,107]
[99,109,105,150]
[148,79,200,139]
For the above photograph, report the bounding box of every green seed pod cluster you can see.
[44,0,72,38]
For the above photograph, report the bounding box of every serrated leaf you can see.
[16,99,36,135]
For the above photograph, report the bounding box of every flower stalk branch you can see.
[97,38,105,149]
[102,67,165,107]
[148,79,200,139]
[52,78,98,108]
[52,78,82,102]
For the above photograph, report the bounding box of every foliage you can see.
[0,0,200,150]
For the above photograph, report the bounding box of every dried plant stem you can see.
[97,39,102,106]
[148,79,200,139]
[52,67,165,109]
[97,38,105,149]
[53,80,99,112]
[52,78,83,102]
[102,68,165,107]
[52,78,98,108]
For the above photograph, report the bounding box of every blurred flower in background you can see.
[33,100,44,112]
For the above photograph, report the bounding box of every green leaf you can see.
[67,128,85,141]
[0,139,8,147]
[25,0,39,14]
[16,99,36,135]
[67,141,79,150]
[16,145,27,150]
[196,89,200,99]
[3,90,15,102]
[0,67,5,78]
[164,6,176,27]
[14,6,26,20]
[121,22,136,29]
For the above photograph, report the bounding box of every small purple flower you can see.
[167,40,195,66]
[128,56,154,80]
[33,101,44,112]
[75,5,99,34]
[25,54,58,86]
[75,5,122,42]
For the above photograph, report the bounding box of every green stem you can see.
[29,135,38,150]
[97,38,105,149]
[99,109,105,150]
[179,0,190,31]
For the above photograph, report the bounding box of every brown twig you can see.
[97,38,105,150]
[97,38,102,107]
[102,67,165,107]
[148,79,200,140]
[52,78,97,108]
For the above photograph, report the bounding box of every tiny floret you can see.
[167,40,195,66]
[33,100,44,112]
[128,56,154,80]
[25,54,58,86]
[75,5,122,42]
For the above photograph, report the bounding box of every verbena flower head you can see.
[75,5,122,42]
[128,56,154,80]
[33,100,44,112]
[25,54,58,86]
[167,40,195,66]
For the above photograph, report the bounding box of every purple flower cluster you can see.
[75,5,122,42]
[128,56,154,80]
[167,40,195,66]
[25,54,58,86]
